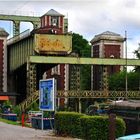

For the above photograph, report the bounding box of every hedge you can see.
[54,111,84,137]
[80,116,126,140]
[55,112,126,140]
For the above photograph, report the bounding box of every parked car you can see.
[116,134,140,140]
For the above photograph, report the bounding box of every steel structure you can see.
[29,56,140,66]
[19,90,140,111]
[0,14,40,36]
[1,11,140,111]
[7,32,140,110]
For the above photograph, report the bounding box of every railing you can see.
[18,90,39,111]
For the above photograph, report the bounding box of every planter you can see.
[2,113,17,121]
[31,117,54,129]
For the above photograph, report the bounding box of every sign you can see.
[34,34,72,54]
[39,78,56,111]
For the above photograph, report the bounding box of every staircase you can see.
[18,90,39,111]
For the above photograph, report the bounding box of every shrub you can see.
[55,111,84,137]
[54,112,126,140]
[80,115,126,140]
[116,117,126,138]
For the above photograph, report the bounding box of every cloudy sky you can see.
[0,0,140,58]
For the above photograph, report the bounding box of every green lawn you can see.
[0,118,19,125]
[0,118,31,127]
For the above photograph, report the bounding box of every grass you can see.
[0,117,19,125]
[0,117,31,127]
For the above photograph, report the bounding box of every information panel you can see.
[39,78,56,111]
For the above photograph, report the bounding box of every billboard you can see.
[34,34,72,54]
[39,78,56,111]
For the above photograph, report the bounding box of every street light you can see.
[125,31,128,99]
[137,45,140,90]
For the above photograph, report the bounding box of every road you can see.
[0,122,80,140]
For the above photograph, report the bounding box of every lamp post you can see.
[137,45,140,90]
[125,31,128,99]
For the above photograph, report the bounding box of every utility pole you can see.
[125,31,128,99]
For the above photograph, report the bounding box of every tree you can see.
[109,71,139,90]
[72,33,91,90]
[72,33,91,57]
[133,47,140,72]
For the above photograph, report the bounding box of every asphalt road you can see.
[0,122,80,140]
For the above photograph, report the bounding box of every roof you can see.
[111,100,140,110]
[42,9,64,17]
[0,27,9,37]
[90,31,124,44]
[0,96,9,101]
[98,31,120,36]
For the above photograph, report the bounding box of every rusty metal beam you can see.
[29,56,140,66]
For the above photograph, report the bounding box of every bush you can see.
[12,106,21,121]
[116,117,126,138]
[55,112,126,140]
[55,111,84,137]
[80,115,126,140]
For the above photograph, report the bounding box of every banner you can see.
[34,34,72,54]
[39,78,56,111]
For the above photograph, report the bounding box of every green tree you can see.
[72,33,91,90]
[72,33,91,57]
[109,71,139,90]
[133,47,140,72]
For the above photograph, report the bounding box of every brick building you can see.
[38,9,70,106]
[90,31,125,90]
[0,28,9,101]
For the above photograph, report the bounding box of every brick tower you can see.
[38,9,69,107]
[90,31,124,90]
[0,28,9,92]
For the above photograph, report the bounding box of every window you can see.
[51,65,60,75]
[51,16,59,26]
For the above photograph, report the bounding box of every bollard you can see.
[21,112,25,127]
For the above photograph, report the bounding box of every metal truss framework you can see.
[0,14,40,36]
[19,56,140,111]
[19,90,39,111]
[57,90,140,98]
[19,90,140,111]
[26,63,37,96]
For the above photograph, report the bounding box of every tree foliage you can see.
[72,33,91,90]
[109,71,140,90]
[133,48,140,72]
[72,33,91,57]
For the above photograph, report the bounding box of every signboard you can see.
[39,78,56,111]
[34,34,72,54]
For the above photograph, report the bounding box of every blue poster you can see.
[39,78,56,111]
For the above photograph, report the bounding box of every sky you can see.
[0,0,140,59]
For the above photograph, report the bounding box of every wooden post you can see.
[109,113,116,140]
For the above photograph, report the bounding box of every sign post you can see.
[39,78,56,130]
